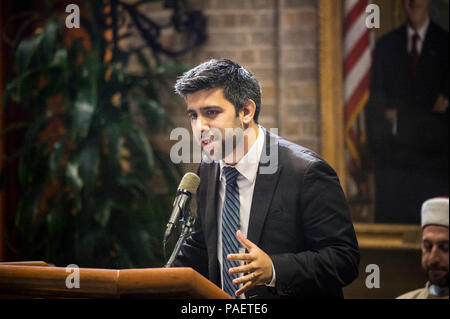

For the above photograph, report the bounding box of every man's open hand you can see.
[226,230,274,297]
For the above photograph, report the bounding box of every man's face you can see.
[421,225,449,287]
[186,88,243,161]
[403,0,431,27]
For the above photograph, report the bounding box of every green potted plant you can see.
[1,0,203,268]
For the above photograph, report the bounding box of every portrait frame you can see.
[317,0,450,298]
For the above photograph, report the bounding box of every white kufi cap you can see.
[421,197,449,228]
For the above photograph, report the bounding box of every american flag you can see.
[344,0,373,169]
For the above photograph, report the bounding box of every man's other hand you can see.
[226,230,274,297]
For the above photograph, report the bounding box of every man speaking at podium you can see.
[172,59,359,299]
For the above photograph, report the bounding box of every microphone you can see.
[164,172,200,244]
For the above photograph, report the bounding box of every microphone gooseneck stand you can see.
[164,205,195,268]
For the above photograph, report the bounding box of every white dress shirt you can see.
[217,125,276,298]
[407,17,430,55]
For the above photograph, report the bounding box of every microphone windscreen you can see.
[178,172,200,194]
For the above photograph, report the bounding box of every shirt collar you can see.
[220,125,264,184]
[428,282,449,297]
[407,16,430,42]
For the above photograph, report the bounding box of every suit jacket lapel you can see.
[420,22,437,68]
[399,26,412,83]
[203,162,219,283]
[247,129,282,246]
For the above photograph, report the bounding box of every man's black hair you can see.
[174,59,262,123]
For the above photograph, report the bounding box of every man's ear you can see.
[239,99,257,126]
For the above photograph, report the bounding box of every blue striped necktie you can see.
[221,166,240,297]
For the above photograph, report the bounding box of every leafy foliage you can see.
[1,0,188,268]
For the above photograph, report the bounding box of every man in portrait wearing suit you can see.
[366,0,449,224]
[172,59,359,299]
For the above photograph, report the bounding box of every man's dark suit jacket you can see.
[173,128,360,299]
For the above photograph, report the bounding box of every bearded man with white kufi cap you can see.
[397,197,449,299]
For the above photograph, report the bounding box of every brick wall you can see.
[140,0,320,157]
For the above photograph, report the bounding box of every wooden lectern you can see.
[0,261,231,299]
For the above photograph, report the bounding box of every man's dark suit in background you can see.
[174,128,360,299]
[366,21,449,224]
